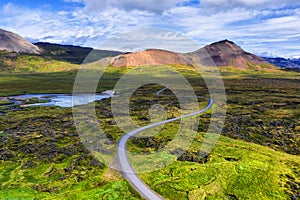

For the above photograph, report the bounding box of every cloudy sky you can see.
[1,0,300,57]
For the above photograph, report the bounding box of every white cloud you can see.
[1,3,28,16]
[64,0,83,2]
[164,6,257,41]
[201,0,300,10]
[1,2,300,57]
[78,0,187,13]
[0,3,160,47]
[161,5,300,57]
[98,28,200,52]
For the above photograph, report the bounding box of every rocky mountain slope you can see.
[0,29,40,54]
[184,40,275,69]
[110,49,191,67]
[109,40,275,69]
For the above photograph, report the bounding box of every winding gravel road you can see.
[117,88,214,200]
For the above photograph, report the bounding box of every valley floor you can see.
[0,65,299,199]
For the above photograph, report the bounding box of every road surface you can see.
[117,88,214,200]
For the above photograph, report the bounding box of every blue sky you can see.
[1,0,300,57]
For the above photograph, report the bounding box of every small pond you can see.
[0,90,115,115]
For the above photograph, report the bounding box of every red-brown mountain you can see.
[0,29,41,54]
[184,39,274,68]
[110,49,191,67]
[110,40,275,69]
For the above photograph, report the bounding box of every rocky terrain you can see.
[109,40,275,69]
[0,28,123,65]
[110,49,191,67]
[184,40,275,69]
[0,29,41,54]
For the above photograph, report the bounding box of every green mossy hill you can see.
[35,42,123,64]
[0,43,123,73]
[0,53,78,73]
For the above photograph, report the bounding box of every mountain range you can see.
[263,57,300,70]
[0,28,298,70]
[109,39,275,69]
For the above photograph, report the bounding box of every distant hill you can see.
[0,29,41,54]
[110,49,191,67]
[109,40,275,69]
[35,42,123,64]
[263,57,300,70]
[0,29,278,69]
[184,40,275,69]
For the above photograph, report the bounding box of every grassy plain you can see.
[0,53,299,199]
